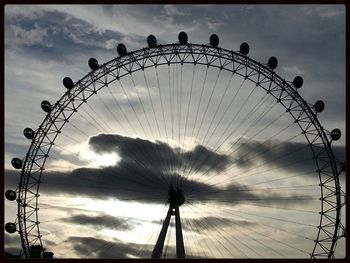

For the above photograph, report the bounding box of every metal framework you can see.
[13,42,344,258]
[151,205,185,258]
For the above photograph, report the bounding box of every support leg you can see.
[151,206,172,258]
[175,206,185,258]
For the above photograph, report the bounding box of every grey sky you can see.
[4,4,345,259]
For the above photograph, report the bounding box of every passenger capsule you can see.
[30,245,43,258]
[5,223,16,234]
[331,129,341,141]
[43,252,54,258]
[268,56,278,69]
[23,128,35,140]
[314,100,325,113]
[117,44,127,56]
[340,161,345,172]
[88,58,99,71]
[239,42,249,55]
[178,31,188,44]
[63,77,74,90]
[11,158,22,169]
[209,34,219,47]
[293,76,303,89]
[5,190,16,201]
[147,35,157,47]
[41,100,52,113]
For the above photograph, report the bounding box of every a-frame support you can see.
[151,185,185,258]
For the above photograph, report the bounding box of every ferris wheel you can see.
[5,31,345,259]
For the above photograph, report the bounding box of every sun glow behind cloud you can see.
[61,140,121,168]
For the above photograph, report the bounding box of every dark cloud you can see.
[4,135,318,206]
[66,236,154,258]
[157,216,256,234]
[32,166,220,204]
[66,235,202,258]
[62,214,137,231]
[186,182,313,206]
[192,216,255,229]
[89,133,231,173]
[4,233,22,256]
[233,139,346,174]
[5,141,32,156]
[4,169,19,189]
[4,9,139,63]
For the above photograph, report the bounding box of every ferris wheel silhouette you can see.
[5,31,345,259]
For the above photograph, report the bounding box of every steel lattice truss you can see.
[16,43,344,258]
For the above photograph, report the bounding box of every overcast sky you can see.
[4,4,345,259]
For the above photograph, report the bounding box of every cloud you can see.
[105,39,117,50]
[8,23,50,47]
[164,5,185,17]
[159,216,256,234]
[282,65,304,75]
[301,5,345,19]
[66,235,204,258]
[4,233,22,256]
[88,133,231,173]
[5,134,318,207]
[5,9,128,61]
[62,214,137,231]
[233,138,345,174]
[206,20,224,30]
[66,236,154,258]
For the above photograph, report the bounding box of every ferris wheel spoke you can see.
[210,78,255,150]
[105,84,136,133]
[203,76,246,149]
[185,213,219,258]
[183,78,258,179]
[117,79,149,137]
[187,92,273,180]
[130,74,155,138]
[154,67,177,183]
[200,73,234,146]
[180,65,197,179]
[41,181,167,200]
[185,202,249,258]
[57,132,81,144]
[44,217,132,257]
[175,61,183,187]
[79,107,109,133]
[85,101,115,133]
[113,77,173,184]
[190,122,307,188]
[95,93,129,134]
[188,203,270,258]
[142,71,162,139]
[183,69,222,178]
[183,207,230,257]
[67,115,97,138]
[199,202,315,245]
[52,134,168,183]
[142,69,173,179]
[180,66,209,177]
[187,159,314,198]
[233,124,299,165]
[193,70,222,146]
[155,67,169,142]
[103,81,172,184]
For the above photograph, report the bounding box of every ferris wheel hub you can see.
[168,185,185,207]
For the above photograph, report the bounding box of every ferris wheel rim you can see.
[15,41,342,258]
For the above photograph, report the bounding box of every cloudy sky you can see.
[4,5,346,259]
